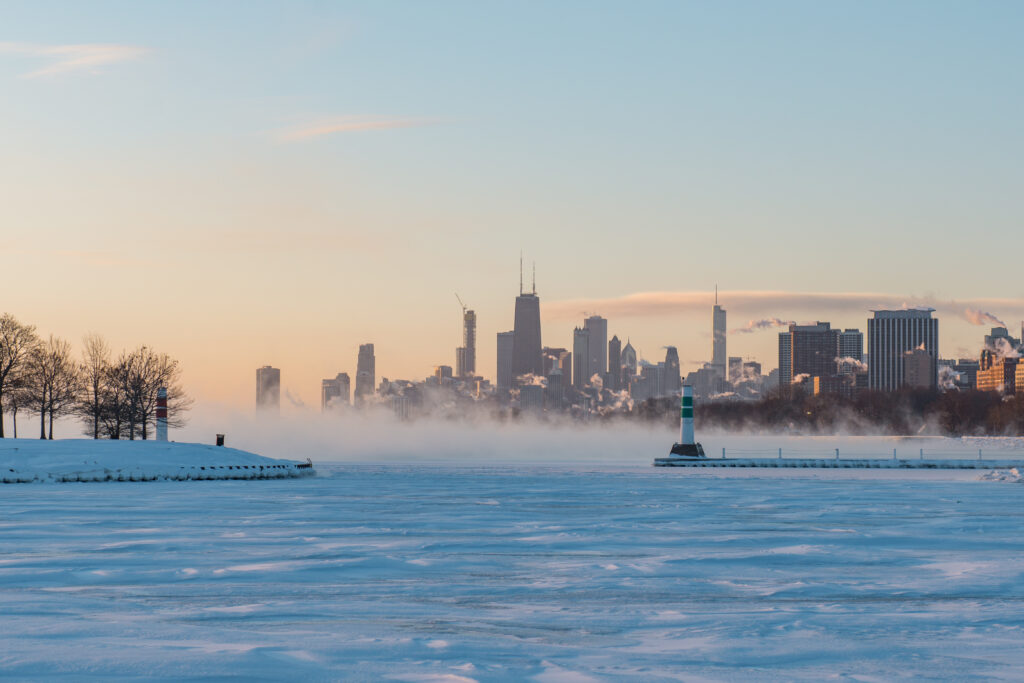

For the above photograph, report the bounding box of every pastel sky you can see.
[2,1,1023,408]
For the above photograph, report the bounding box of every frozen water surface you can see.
[2,464,1024,681]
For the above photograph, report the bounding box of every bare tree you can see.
[78,333,111,439]
[47,342,81,440]
[24,336,80,439]
[100,354,133,439]
[0,313,39,438]
[114,346,193,440]
[5,369,32,438]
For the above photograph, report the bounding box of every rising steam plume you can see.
[963,307,1006,327]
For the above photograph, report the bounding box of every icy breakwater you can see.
[0,439,314,484]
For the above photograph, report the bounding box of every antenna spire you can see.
[532,261,536,295]
[519,252,523,295]
[715,284,718,306]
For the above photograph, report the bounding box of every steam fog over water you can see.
[174,403,1024,465]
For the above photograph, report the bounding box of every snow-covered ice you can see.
[0,439,311,483]
[2,460,1024,680]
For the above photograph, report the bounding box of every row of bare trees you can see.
[0,313,192,439]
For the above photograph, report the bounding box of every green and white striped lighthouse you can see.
[679,385,695,445]
[665,384,705,459]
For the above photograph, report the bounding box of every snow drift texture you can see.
[2,464,1024,680]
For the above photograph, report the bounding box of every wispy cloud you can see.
[278,116,436,142]
[0,41,147,78]
[730,317,795,335]
[545,290,1024,322]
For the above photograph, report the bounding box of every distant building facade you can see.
[903,347,935,388]
[712,301,727,379]
[496,331,515,390]
[256,365,281,412]
[321,373,351,410]
[542,347,570,408]
[355,344,376,405]
[778,332,792,387]
[583,315,607,386]
[839,329,864,361]
[512,292,543,378]
[572,327,590,388]
[519,384,545,413]
[868,309,938,391]
[620,340,638,387]
[779,322,839,387]
[664,346,681,395]
[456,309,477,378]
[977,350,1022,394]
[608,336,622,391]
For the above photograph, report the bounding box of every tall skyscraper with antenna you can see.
[712,286,727,379]
[455,294,476,378]
[512,258,543,378]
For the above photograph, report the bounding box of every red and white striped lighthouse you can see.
[156,387,168,442]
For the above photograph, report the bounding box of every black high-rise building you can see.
[462,309,476,376]
[256,365,280,412]
[608,336,622,391]
[512,290,542,378]
[355,344,375,405]
[664,346,681,394]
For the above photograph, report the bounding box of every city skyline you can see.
[256,283,1020,414]
[2,2,1023,408]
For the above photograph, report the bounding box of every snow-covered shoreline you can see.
[0,439,313,483]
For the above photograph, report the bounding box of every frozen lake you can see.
[2,463,1024,680]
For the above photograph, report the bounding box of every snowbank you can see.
[980,468,1024,483]
[0,439,314,483]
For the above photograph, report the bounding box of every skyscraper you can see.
[321,373,350,411]
[868,309,939,391]
[256,365,280,411]
[513,292,542,378]
[664,346,681,395]
[903,347,934,388]
[608,335,622,391]
[542,346,570,406]
[583,315,608,386]
[456,308,477,377]
[779,322,840,385]
[778,332,792,386]
[511,260,543,378]
[712,290,727,379]
[839,329,864,360]
[572,327,590,388]
[496,331,515,390]
[620,340,637,387]
[354,344,375,405]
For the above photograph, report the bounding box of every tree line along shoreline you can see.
[0,313,191,440]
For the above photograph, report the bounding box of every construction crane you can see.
[455,293,467,316]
